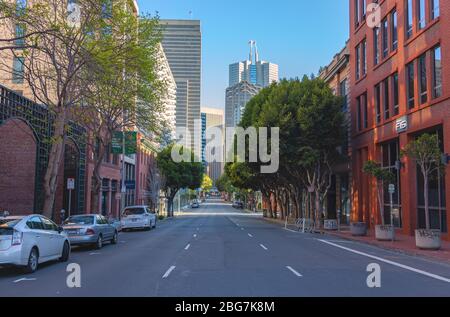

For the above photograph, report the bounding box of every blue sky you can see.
[137,0,349,109]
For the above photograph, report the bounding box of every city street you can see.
[0,200,449,297]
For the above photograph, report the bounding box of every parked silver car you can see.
[63,214,118,249]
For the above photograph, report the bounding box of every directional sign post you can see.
[67,178,75,218]
[388,184,395,242]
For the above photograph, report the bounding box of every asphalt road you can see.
[0,200,449,297]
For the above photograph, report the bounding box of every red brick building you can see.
[350,0,450,239]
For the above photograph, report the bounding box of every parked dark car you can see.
[232,201,244,209]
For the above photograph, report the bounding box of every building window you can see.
[418,53,428,104]
[15,24,25,46]
[382,18,389,58]
[362,39,367,76]
[406,62,415,109]
[340,79,348,111]
[381,140,402,228]
[406,0,413,39]
[432,45,442,98]
[374,27,380,66]
[357,93,368,130]
[383,78,390,119]
[356,44,361,80]
[431,0,440,20]
[391,10,398,51]
[12,56,25,83]
[392,73,399,115]
[355,0,360,28]
[417,0,426,30]
[375,83,382,123]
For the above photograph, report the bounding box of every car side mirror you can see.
[58,226,64,234]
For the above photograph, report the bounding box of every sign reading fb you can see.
[396,116,408,133]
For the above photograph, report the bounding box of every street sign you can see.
[67,178,75,190]
[125,131,138,155]
[388,184,395,194]
[112,132,123,154]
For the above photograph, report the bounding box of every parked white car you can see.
[121,206,157,231]
[0,215,70,273]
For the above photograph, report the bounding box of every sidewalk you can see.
[263,217,450,264]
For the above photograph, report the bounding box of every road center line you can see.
[286,266,303,277]
[185,244,191,250]
[260,244,268,250]
[248,233,253,238]
[318,239,450,283]
[162,266,176,279]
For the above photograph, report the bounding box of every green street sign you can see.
[112,131,123,154]
[111,131,138,155]
[125,131,137,155]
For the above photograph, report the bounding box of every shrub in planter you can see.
[402,133,444,250]
[363,160,395,241]
[350,222,367,236]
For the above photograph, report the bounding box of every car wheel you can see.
[95,235,103,250]
[59,241,70,262]
[111,231,118,245]
[24,248,39,274]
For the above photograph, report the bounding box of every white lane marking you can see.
[241,228,245,231]
[318,239,450,283]
[89,252,101,256]
[196,228,200,231]
[185,244,191,250]
[248,233,253,238]
[260,244,268,250]
[13,278,37,283]
[162,266,176,279]
[193,234,197,238]
[286,266,303,277]
[283,228,299,233]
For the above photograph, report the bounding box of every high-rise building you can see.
[154,43,177,141]
[160,19,202,153]
[225,81,261,128]
[229,41,278,88]
[201,107,224,184]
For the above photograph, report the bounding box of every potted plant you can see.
[402,134,445,250]
[363,160,396,241]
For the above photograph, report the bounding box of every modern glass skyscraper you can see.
[160,19,202,152]
[229,41,279,88]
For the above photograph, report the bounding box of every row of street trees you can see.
[223,76,346,225]
[0,0,166,218]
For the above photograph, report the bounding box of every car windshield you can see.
[0,220,20,235]
[123,208,145,216]
[64,216,94,225]
[0,218,22,226]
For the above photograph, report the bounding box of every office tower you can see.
[225,81,261,128]
[160,19,202,152]
[229,41,279,88]
[201,107,225,183]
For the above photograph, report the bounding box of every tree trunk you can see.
[377,182,385,226]
[424,174,430,230]
[91,141,107,213]
[42,109,67,219]
[315,190,320,230]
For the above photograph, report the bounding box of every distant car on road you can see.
[191,200,200,209]
[63,214,118,249]
[232,201,244,209]
[0,215,70,273]
[121,206,156,231]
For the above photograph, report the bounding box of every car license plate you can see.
[132,219,138,222]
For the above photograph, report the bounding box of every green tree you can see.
[157,144,203,216]
[363,160,395,226]
[401,133,445,230]
[201,174,213,192]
